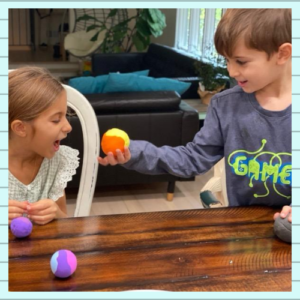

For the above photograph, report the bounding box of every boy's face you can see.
[225,39,281,94]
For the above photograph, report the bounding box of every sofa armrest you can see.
[92,52,146,75]
[174,77,199,99]
[85,91,181,114]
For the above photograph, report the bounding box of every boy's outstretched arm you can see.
[97,98,224,178]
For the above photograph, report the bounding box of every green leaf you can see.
[144,35,151,48]
[76,14,99,23]
[114,19,131,29]
[100,40,107,53]
[194,60,228,91]
[136,32,150,50]
[108,9,118,18]
[148,9,166,31]
[112,30,127,42]
[148,9,164,23]
[139,9,150,21]
[136,19,152,37]
[132,33,146,51]
[111,23,128,34]
[90,31,100,42]
[148,23,163,38]
[146,12,166,37]
[86,24,102,32]
[113,46,122,53]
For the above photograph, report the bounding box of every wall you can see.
[127,9,177,51]
[9,8,67,53]
[150,9,176,48]
[34,9,65,47]
[9,9,31,47]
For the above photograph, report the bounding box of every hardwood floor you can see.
[66,168,213,216]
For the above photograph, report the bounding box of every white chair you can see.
[63,9,128,58]
[200,158,229,208]
[64,29,105,58]
[63,84,99,216]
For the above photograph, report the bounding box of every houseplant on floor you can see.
[76,9,167,53]
[194,50,230,105]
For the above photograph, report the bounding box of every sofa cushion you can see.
[92,52,146,75]
[145,43,198,78]
[85,91,181,113]
[103,73,191,95]
[68,70,150,94]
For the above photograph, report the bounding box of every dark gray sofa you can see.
[63,43,201,200]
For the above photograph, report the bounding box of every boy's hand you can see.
[26,199,58,225]
[98,146,131,166]
[9,200,28,225]
[273,205,292,223]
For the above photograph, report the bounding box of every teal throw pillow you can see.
[68,76,98,94]
[68,70,150,94]
[103,73,191,95]
[126,69,149,76]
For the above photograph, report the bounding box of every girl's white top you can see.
[9,146,80,203]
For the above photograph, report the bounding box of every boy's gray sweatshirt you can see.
[123,86,291,207]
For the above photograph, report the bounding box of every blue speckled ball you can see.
[10,217,33,238]
[50,250,77,278]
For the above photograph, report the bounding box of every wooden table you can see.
[9,206,291,292]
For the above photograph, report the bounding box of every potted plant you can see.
[76,9,166,53]
[194,49,230,105]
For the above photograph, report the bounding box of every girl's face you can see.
[28,90,72,159]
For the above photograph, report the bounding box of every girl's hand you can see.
[273,205,292,223]
[26,199,59,225]
[98,146,131,166]
[9,200,28,225]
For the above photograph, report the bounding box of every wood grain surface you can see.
[9,206,291,291]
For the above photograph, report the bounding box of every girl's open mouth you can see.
[53,140,60,151]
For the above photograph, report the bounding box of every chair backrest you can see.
[63,84,99,216]
[200,158,228,208]
[215,158,228,206]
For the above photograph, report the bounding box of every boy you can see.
[98,9,292,222]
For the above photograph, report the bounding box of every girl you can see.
[9,66,79,225]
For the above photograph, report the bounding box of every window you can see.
[175,9,225,61]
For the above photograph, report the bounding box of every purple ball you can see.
[50,250,77,278]
[10,217,33,238]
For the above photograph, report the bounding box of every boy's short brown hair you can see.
[214,9,291,58]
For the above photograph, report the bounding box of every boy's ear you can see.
[277,43,292,65]
[10,120,28,137]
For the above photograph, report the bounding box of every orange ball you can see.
[101,128,130,156]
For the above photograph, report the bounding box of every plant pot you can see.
[197,84,225,106]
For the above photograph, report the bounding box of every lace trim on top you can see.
[49,146,80,201]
